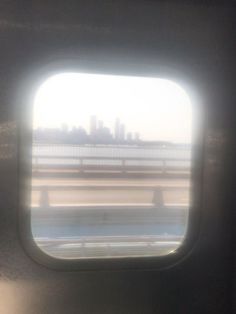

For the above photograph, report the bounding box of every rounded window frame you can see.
[18,59,204,271]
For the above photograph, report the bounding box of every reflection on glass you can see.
[31,73,192,259]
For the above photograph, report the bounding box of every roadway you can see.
[31,177,190,207]
[31,176,190,259]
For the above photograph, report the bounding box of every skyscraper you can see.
[115,118,120,140]
[98,120,104,130]
[120,123,125,141]
[90,115,97,135]
[127,132,132,141]
[134,132,140,141]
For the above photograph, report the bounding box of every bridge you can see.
[31,146,191,259]
[32,154,191,178]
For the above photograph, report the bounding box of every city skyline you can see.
[33,72,193,143]
[89,115,140,142]
[34,115,142,145]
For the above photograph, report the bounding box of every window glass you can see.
[31,72,192,259]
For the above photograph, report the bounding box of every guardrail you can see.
[32,155,191,176]
[32,184,188,208]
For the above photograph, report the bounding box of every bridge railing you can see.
[32,154,191,175]
[32,184,189,209]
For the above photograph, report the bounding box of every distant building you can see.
[127,132,132,141]
[115,118,120,140]
[35,116,142,145]
[98,120,103,130]
[120,123,125,141]
[93,126,113,143]
[90,115,97,135]
[134,132,140,141]
[61,123,68,133]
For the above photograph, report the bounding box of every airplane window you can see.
[31,72,193,259]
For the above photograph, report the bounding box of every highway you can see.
[31,176,190,259]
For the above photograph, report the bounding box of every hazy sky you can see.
[33,72,192,143]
